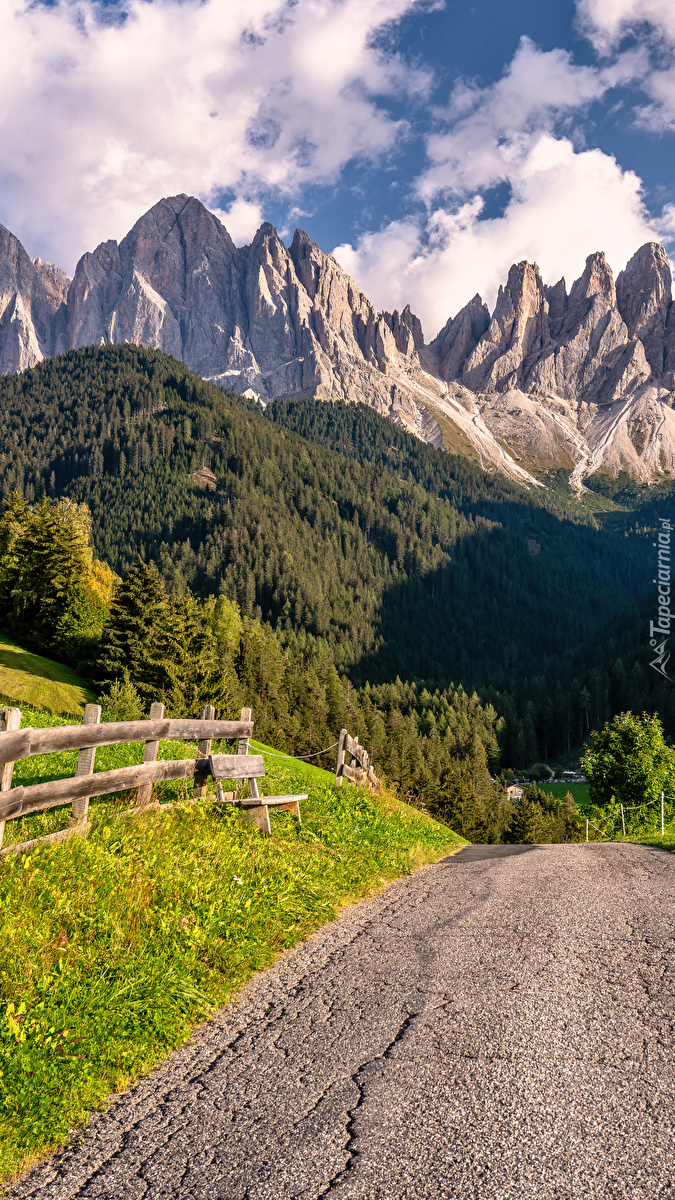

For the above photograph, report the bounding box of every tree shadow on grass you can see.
[0,645,76,684]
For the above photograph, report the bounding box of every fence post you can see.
[238,707,258,800]
[193,704,215,800]
[0,707,21,850]
[662,791,665,838]
[335,728,347,787]
[586,818,589,842]
[70,703,102,825]
[620,804,626,837]
[137,702,165,807]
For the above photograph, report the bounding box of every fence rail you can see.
[0,757,201,823]
[335,728,380,789]
[0,703,249,855]
[0,717,252,768]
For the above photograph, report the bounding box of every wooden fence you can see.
[335,728,380,789]
[0,702,252,856]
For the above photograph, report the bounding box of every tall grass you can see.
[0,721,464,1183]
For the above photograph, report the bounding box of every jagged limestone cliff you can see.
[1,194,674,485]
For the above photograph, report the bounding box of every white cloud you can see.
[576,0,675,131]
[335,135,663,340]
[334,31,671,339]
[211,199,264,247]
[419,36,642,200]
[576,0,675,53]
[0,0,430,269]
[657,203,675,241]
[422,38,603,196]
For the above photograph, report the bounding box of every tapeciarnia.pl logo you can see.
[650,517,672,680]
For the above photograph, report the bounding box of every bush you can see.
[581,711,675,809]
[98,674,145,722]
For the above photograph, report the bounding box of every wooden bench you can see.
[208,708,306,835]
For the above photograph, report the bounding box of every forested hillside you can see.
[264,398,675,754]
[0,344,671,770]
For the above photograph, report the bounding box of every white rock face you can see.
[0,225,70,373]
[61,198,451,453]
[429,245,675,485]
[462,262,550,393]
[1,195,675,485]
[616,242,671,375]
[426,294,489,383]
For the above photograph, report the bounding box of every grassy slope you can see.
[0,710,465,1184]
[0,634,95,717]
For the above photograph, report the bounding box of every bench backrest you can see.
[209,754,264,780]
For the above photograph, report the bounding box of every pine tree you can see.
[54,585,109,663]
[0,491,29,621]
[0,491,28,570]
[95,559,168,702]
[157,593,239,717]
[3,497,92,651]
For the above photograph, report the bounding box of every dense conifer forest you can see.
[0,343,673,807]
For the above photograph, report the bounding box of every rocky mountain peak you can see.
[0,224,67,372]
[544,278,567,325]
[383,304,424,358]
[461,259,549,393]
[427,294,489,382]
[118,194,237,289]
[616,241,671,374]
[0,199,674,486]
[248,221,285,254]
[289,228,324,300]
[569,250,615,310]
[32,259,71,312]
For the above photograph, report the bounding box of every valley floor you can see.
[11,842,675,1199]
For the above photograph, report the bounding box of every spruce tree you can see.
[95,559,168,702]
[3,497,91,651]
[157,593,239,717]
[0,491,28,570]
[0,491,28,622]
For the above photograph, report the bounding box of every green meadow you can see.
[541,782,591,806]
[0,710,465,1185]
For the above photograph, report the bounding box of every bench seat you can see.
[237,793,307,833]
[208,745,306,834]
[237,793,308,808]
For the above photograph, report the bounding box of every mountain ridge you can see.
[1,193,675,486]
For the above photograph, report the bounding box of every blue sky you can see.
[1,0,675,337]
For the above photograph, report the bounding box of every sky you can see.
[1,0,675,338]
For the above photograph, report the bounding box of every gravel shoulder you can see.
[11,843,675,1200]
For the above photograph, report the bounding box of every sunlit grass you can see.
[0,635,94,716]
[540,781,590,806]
[616,825,675,854]
[0,713,464,1184]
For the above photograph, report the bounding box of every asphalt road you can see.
[13,843,675,1199]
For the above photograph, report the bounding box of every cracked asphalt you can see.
[12,842,675,1199]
